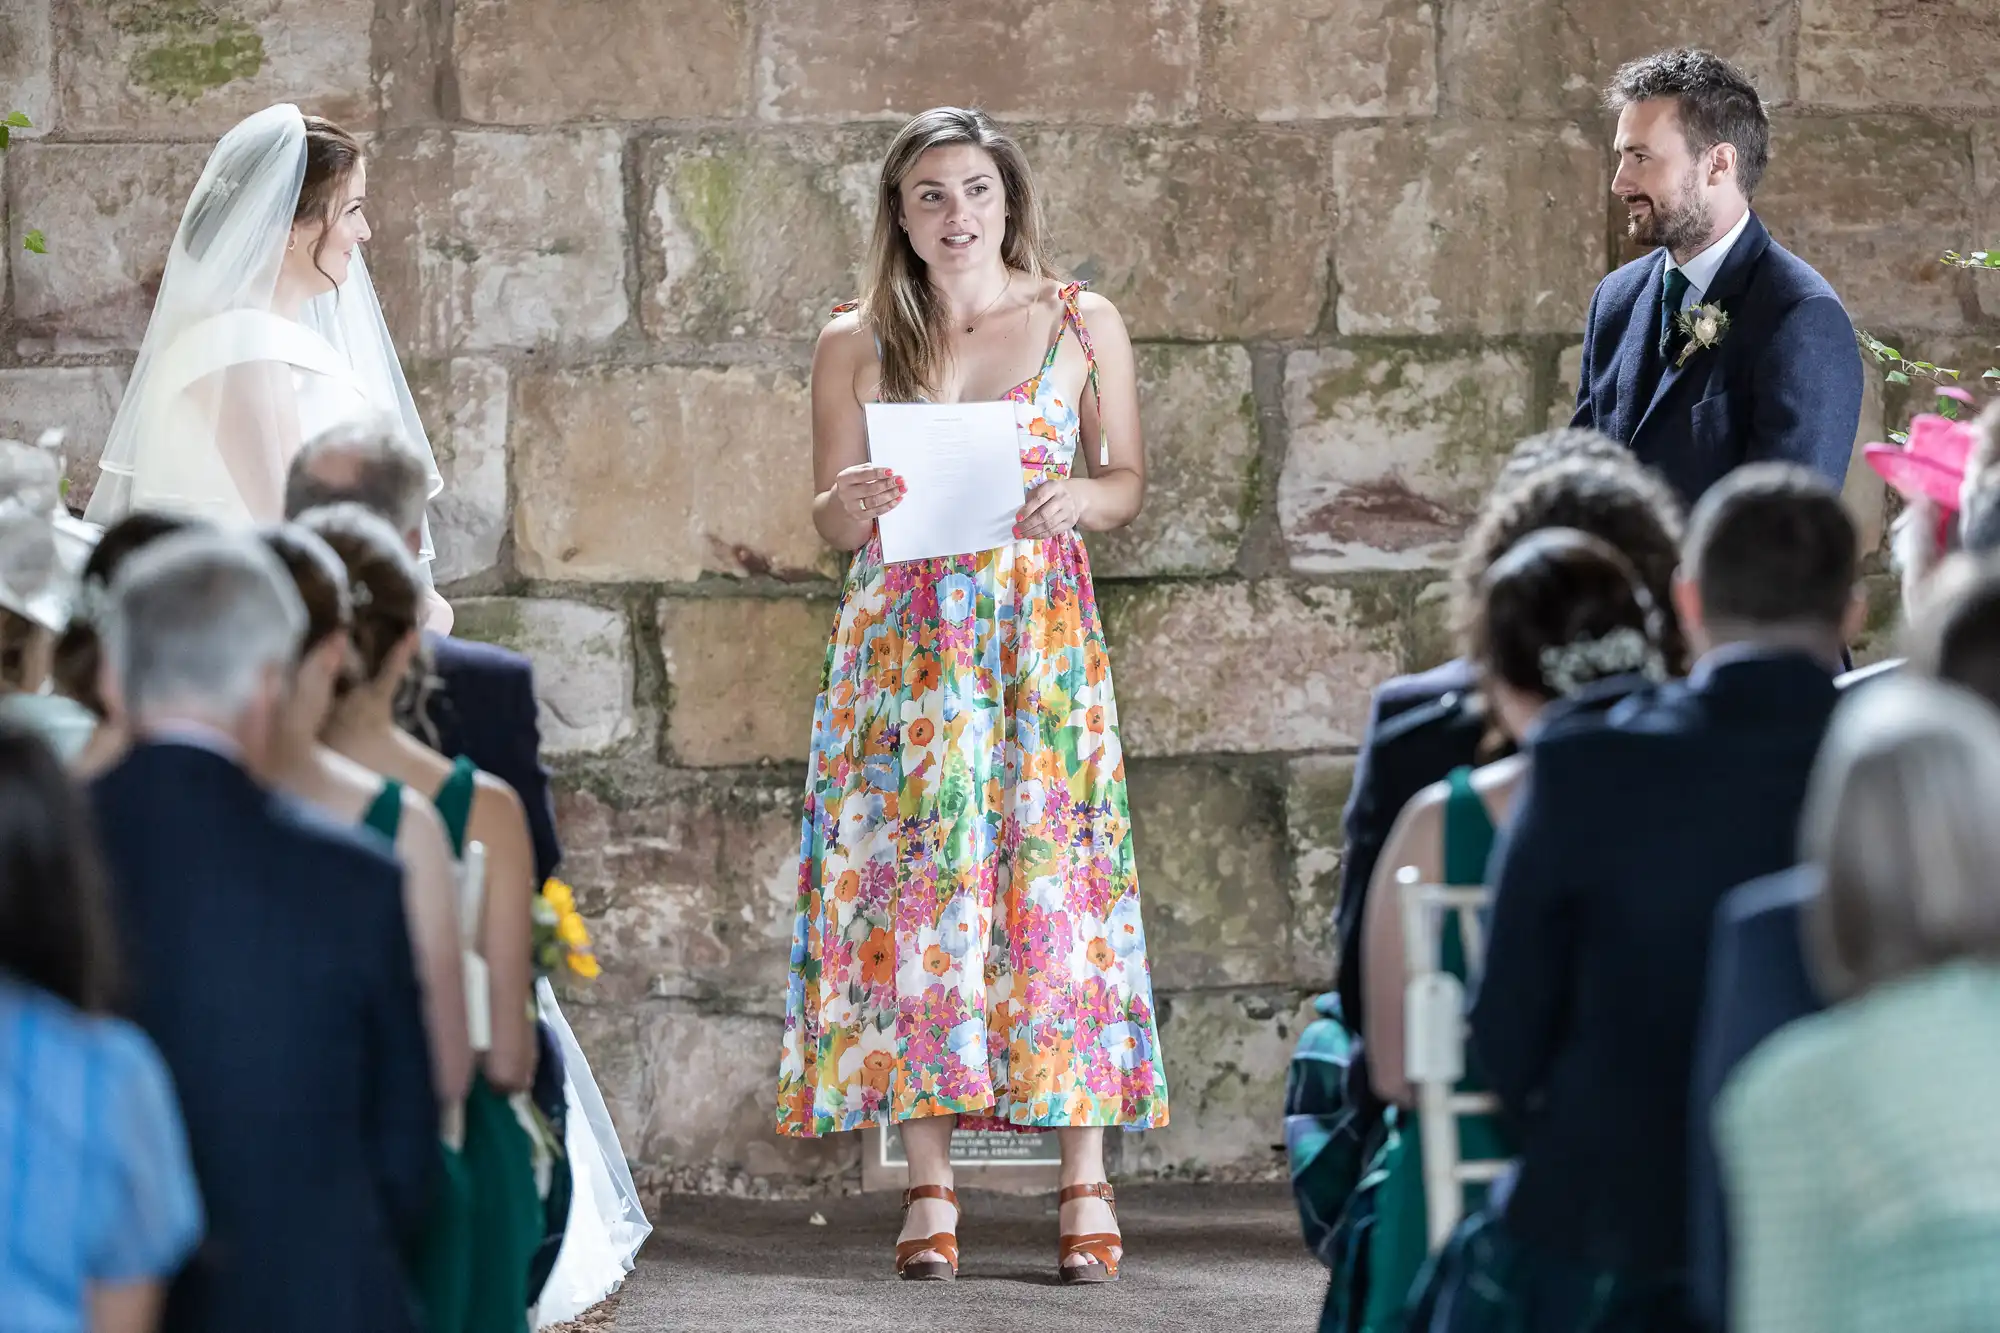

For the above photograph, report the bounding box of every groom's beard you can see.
[1624,170,1712,256]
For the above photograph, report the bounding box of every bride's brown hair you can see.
[860,108,1061,404]
[296,115,363,290]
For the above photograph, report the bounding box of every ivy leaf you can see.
[0,125,9,153]
[1985,368,2000,382]
[1886,370,1911,385]
[22,231,45,255]
[2,111,27,129]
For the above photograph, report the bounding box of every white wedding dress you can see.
[533,980,653,1325]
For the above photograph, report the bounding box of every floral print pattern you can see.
[776,284,1169,1138]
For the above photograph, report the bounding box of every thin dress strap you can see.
[1056,282,1111,467]
[432,755,479,859]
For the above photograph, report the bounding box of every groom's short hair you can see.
[285,414,430,541]
[1604,48,1770,197]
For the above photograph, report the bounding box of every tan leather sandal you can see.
[895,1184,961,1282]
[1056,1181,1122,1284]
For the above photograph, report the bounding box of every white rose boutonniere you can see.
[1674,302,1730,368]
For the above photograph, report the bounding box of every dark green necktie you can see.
[1658,267,1691,358]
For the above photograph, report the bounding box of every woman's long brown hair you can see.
[861,108,1061,403]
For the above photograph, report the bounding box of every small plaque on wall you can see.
[860,1126,1071,1195]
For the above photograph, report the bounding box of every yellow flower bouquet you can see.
[531,878,601,981]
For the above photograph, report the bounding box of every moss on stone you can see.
[675,152,743,256]
[110,2,264,101]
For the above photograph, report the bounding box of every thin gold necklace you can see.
[961,271,1012,334]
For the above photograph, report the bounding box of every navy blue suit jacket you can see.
[1471,649,1840,1278]
[427,631,561,885]
[1571,211,1863,506]
[1687,865,1824,1330]
[91,742,437,1333]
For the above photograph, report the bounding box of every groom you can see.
[1572,48,1864,506]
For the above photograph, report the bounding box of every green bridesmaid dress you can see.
[430,757,546,1333]
[1360,766,1514,1333]
[362,779,475,1333]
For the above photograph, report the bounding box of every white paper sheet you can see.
[864,400,1027,564]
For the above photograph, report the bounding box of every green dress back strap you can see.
[361,779,404,842]
[1437,766,1496,982]
[433,755,478,859]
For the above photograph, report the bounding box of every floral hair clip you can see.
[349,582,374,609]
[1538,626,1666,698]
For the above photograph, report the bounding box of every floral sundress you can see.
[776,282,1170,1138]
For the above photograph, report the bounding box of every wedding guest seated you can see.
[1335,429,1670,1039]
[0,723,203,1333]
[1689,551,2000,1329]
[301,503,547,1328]
[1719,674,2000,1332]
[1841,399,2000,693]
[1352,528,1673,1331]
[88,528,438,1333]
[1426,464,1862,1332]
[51,512,203,777]
[0,441,99,761]
[284,419,561,884]
[259,524,470,1102]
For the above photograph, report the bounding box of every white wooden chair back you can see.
[460,839,491,1055]
[1396,865,1510,1250]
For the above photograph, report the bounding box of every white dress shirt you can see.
[1665,208,1752,313]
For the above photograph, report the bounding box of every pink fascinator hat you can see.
[1863,402,1976,511]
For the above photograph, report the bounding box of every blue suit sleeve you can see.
[1689,899,1748,1330]
[1569,284,1600,430]
[91,1021,205,1283]
[1749,294,1864,489]
[501,660,561,887]
[1469,754,1574,1119]
[362,864,441,1245]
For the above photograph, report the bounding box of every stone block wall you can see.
[2,0,1996,1193]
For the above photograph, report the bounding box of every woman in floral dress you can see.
[776,107,1168,1283]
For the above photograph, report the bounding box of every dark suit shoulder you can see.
[1721,864,1822,929]
[429,631,533,685]
[1372,688,1479,750]
[269,792,404,883]
[1592,249,1663,308]
[1369,658,1478,729]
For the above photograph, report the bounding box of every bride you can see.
[85,102,453,630]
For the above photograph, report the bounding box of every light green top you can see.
[0,691,98,762]
[1718,961,2000,1333]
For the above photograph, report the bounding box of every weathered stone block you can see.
[1102,581,1402,756]
[451,598,637,757]
[1281,346,1537,571]
[564,1002,853,1185]
[1286,756,1355,987]
[1978,125,2000,302]
[8,143,211,354]
[1027,130,1330,339]
[1125,989,1313,1174]
[511,363,835,584]
[642,133,876,342]
[1440,0,1792,116]
[1086,344,1259,578]
[0,367,128,508]
[1758,117,1980,334]
[2,6,54,135]
[1331,124,1605,336]
[1126,761,1290,990]
[1553,343,1585,431]
[659,596,832,768]
[1800,0,2000,110]
[369,129,629,355]
[756,0,1200,123]
[552,774,803,1011]
[1207,0,1436,119]
[455,0,751,124]
[56,0,375,134]
[405,359,508,584]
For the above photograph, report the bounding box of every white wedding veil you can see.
[87,103,443,568]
